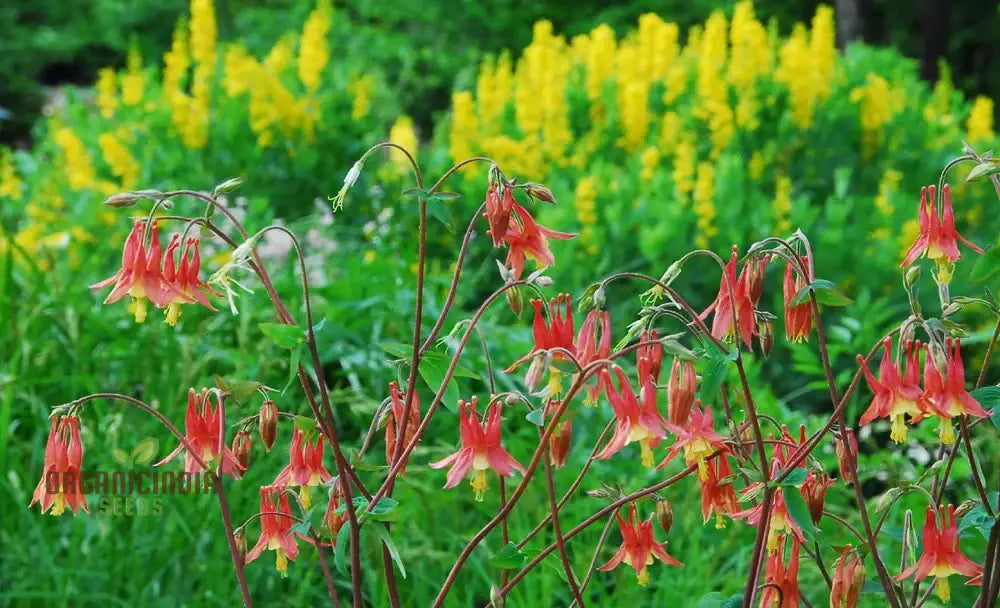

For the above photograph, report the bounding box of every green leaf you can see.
[227,379,266,402]
[780,468,808,487]
[969,386,1000,431]
[380,342,478,412]
[783,489,817,538]
[131,438,159,465]
[112,447,129,465]
[290,520,312,537]
[334,524,351,575]
[294,415,318,433]
[490,542,526,569]
[721,595,744,608]
[373,525,407,578]
[380,342,479,379]
[965,160,1000,182]
[791,279,853,307]
[525,408,545,427]
[365,497,400,522]
[969,247,1000,283]
[698,345,732,402]
[260,322,305,349]
[282,345,302,394]
[958,505,996,540]
[425,195,454,231]
[694,592,725,608]
[862,580,885,594]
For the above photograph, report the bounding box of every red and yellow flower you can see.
[782,256,813,342]
[90,220,179,323]
[830,545,865,608]
[922,339,990,444]
[699,453,739,529]
[760,540,801,608]
[430,398,525,501]
[273,425,333,508]
[155,388,244,478]
[896,504,982,602]
[659,403,726,480]
[699,245,755,348]
[666,357,697,426]
[161,234,219,326]
[595,367,667,467]
[246,485,300,577]
[385,381,421,475]
[901,184,983,283]
[29,415,88,516]
[858,337,926,443]
[598,503,683,586]
[502,201,575,280]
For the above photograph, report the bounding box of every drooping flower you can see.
[636,329,663,386]
[549,419,572,468]
[699,245,754,348]
[429,398,525,501]
[830,545,865,608]
[598,503,683,586]
[732,441,805,553]
[246,486,300,577]
[161,235,219,326]
[836,428,858,484]
[595,367,667,467]
[744,254,769,307]
[385,381,421,475]
[155,388,244,478]
[858,337,926,444]
[483,175,515,247]
[259,399,278,451]
[896,505,982,603]
[90,220,179,323]
[502,201,575,281]
[922,339,990,444]
[29,416,88,516]
[658,402,726,480]
[782,256,813,342]
[699,453,739,529]
[666,357,697,426]
[273,426,333,508]
[901,184,983,282]
[574,309,612,405]
[759,540,800,608]
[506,294,576,397]
[322,481,347,540]
[801,469,833,525]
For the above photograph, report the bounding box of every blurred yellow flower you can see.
[693,161,717,248]
[640,147,659,183]
[349,74,375,120]
[121,45,146,106]
[673,137,696,204]
[575,175,599,254]
[387,115,418,174]
[0,148,23,200]
[96,68,118,119]
[773,175,792,234]
[850,73,899,154]
[449,91,478,163]
[190,0,217,70]
[55,128,96,191]
[966,96,995,142]
[223,44,258,98]
[476,52,513,132]
[583,24,616,102]
[298,0,332,94]
[616,41,650,152]
[98,133,140,190]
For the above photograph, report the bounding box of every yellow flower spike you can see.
[966,96,995,142]
[121,44,146,106]
[298,0,332,94]
[96,68,118,119]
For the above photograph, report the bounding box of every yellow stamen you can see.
[696,457,709,480]
[132,297,148,323]
[51,493,66,516]
[640,441,654,468]
[637,566,649,586]
[715,511,726,529]
[275,548,288,577]
[164,302,182,326]
[935,258,954,285]
[471,469,488,502]
[766,512,787,553]
[935,575,950,602]
[938,419,955,445]
[890,413,908,444]
[548,368,563,397]
[299,485,312,509]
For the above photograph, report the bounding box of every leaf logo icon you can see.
[131,438,159,465]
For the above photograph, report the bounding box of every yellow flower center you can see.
[640,440,654,468]
[767,510,788,553]
[938,419,955,445]
[51,493,67,516]
[471,469,489,502]
[165,302,182,326]
[275,548,289,577]
[935,575,950,602]
[299,485,312,509]
[548,367,563,397]
[889,412,909,444]
[637,566,649,586]
[684,439,714,480]
[715,511,726,529]
[131,297,148,323]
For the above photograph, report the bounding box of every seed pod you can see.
[232,430,252,471]
[259,400,278,452]
[758,319,775,359]
[655,499,673,535]
[506,285,524,318]
[523,182,556,203]
[234,528,248,565]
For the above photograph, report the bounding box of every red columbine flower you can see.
[273,426,333,508]
[502,201,575,280]
[637,330,663,385]
[830,545,865,608]
[155,388,244,478]
[162,235,219,326]
[745,254,769,307]
[430,398,525,501]
[667,357,697,426]
[901,185,983,283]
[659,402,726,480]
[246,486,300,577]
[700,245,755,348]
[598,503,683,586]
[699,453,739,529]
[782,256,813,342]
[90,220,179,323]
[896,504,983,603]
[836,428,858,485]
[385,381,421,475]
[733,478,804,553]
[760,541,800,608]
[802,469,833,525]
[923,339,990,445]
[549,419,572,468]
[595,367,667,467]
[507,294,576,397]
[574,309,612,405]
[484,176,515,247]
[323,481,348,540]
[858,337,926,444]
[29,415,88,516]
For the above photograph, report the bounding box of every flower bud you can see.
[758,319,775,359]
[324,482,347,537]
[232,430,252,471]
[549,420,572,468]
[525,356,547,392]
[259,400,278,452]
[103,192,141,208]
[802,470,833,525]
[234,528,248,565]
[744,255,769,307]
[506,285,524,318]
[904,265,921,287]
[667,358,697,426]
[655,499,673,535]
[830,545,865,608]
[836,428,858,485]
[523,182,556,204]
[213,177,243,196]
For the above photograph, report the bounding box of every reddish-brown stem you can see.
[742,487,774,608]
[823,510,867,545]
[499,477,510,591]
[544,456,586,606]
[959,415,995,517]
[975,319,1000,388]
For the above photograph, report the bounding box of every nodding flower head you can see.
[29,415,88,516]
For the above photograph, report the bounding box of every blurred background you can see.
[1,0,998,606]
